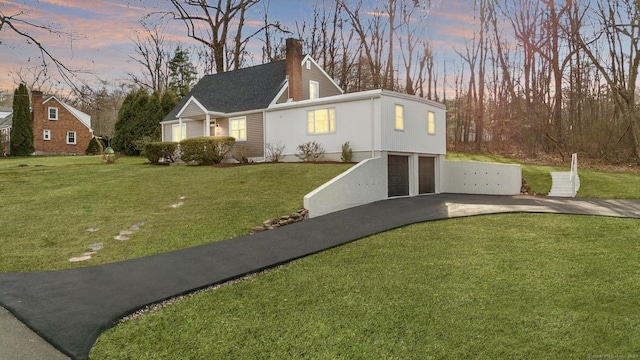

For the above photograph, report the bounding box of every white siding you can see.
[265,91,445,159]
[380,95,446,155]
[265,97,382,157]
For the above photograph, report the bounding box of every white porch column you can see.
[205,114,211,136]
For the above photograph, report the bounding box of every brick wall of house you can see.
[32,91,93,155]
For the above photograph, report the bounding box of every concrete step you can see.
[549,171,580,197]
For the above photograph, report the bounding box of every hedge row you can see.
[145,136,235,165]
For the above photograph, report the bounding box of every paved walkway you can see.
[1,194,639,360]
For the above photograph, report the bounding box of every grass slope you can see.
[2,154,639,358]
[0,157,351,272]
[91,214,640,359]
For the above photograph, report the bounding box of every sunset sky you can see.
[0,0,476,93]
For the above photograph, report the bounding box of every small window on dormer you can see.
[310,81,319,99]
[48,107,58,120]
[305,60,311,70]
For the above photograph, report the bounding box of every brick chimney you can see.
[285,38,303,102]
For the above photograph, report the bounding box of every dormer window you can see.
[48,107,58,120]
[305,60,311,70]
[310,81,319,99]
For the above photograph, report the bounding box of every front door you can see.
[388,155,409,197]
[419,156,436,194]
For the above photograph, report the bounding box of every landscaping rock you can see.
[250,208,309,234]
[86,227,100,232]
[89,243,103,251]
[114,235,130,241]
[250,226,265,234]
[120,230,133,235]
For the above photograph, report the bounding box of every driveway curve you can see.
[1,194,639,360]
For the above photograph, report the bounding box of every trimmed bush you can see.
[144,142,178,164]
[296,141,325,162]
[85,137,104,155]
[266,141,285,162]
[231,144,251,164]
[341,141,353,162]
[180,136,235,165]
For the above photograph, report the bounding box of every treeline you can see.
[6,0,640,163]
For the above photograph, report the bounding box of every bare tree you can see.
[166,0,286,73]
[128,22,172,92]
[569,0,640,162]
[1,10,92,96]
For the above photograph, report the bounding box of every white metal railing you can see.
[570,153,578,197]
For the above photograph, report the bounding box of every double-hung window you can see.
[395,104,404,131]
[43,129,51,141]
[427,111,436,135]
[307,108,335,134]
[230,117,247,141]
[48,107,58,120]
[67,131,76,145]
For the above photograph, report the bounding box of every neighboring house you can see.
[31,91,93,155]
[0,108,11,155]
[162,38,521,217]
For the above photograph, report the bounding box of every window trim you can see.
[309,80,319,99]
[48,107,59,120]
[66,131,76,145]
[394,104,404,131]
[230,116,247,142]
[307,107,336,135]
[43,129,51,141]
[427,111,436,135]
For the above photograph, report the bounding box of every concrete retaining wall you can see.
[442,160,521,195]
[304,156,387,218]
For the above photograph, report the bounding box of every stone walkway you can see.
[1,194,639,360]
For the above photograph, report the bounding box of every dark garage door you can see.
[419,156,436,194]
[388,155,409,197]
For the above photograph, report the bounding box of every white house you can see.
[161,38,522,217]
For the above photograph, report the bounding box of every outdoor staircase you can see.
[548,153,580,197]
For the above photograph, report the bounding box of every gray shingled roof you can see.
[163,60,287,121]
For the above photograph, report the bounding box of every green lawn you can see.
[91,214,640,359]
[1,154,639,358]
[0,156,351,272]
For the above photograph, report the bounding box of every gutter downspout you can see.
[261,110,267,162]
[371,97,375,159]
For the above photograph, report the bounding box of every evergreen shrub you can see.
[144,142,178,164]
[85,137,104,155]
[180,136,235,165]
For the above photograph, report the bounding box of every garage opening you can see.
[419,156,436,194]
[388,155,409,197]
